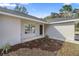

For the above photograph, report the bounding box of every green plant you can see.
[1,43,11,54]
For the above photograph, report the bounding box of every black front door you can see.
[40,25,43,35]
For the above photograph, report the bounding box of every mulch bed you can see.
[0,37,64,55]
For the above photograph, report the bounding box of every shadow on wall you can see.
[46,24,66,41]
[44,24,66,55]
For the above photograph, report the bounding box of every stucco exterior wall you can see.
[0,15,21,48]
[46,22,75,41]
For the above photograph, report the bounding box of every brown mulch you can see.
[0,38,64,56]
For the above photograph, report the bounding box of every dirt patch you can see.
[0,38,64,56]
[1,38,79,56]
[3,48,57,56]
[10,38,64,52]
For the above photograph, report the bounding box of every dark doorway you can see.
[40,25,43,35]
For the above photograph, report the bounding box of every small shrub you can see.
[1,43,11,55]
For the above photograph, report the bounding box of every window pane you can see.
[24,24,35,34]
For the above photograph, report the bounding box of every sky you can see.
[0,3,79,18]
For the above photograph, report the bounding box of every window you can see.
[24,24,35,34]
[30,25,35,33]
[24,24,30,34]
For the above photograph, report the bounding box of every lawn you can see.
[1,37,79,56]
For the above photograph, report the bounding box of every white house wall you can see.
[0,15,21,48]
[21,19,44,42]
[0,14,76,48]
[46,22,75,41]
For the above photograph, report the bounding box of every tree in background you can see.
[44,12,59,20]
[14,4,28,14]
[44,5,73,19]
[59,8,64,13]
[44,4,79,20]
[73,9,79,18]
[51,12,59,18]
[59,5,73,18]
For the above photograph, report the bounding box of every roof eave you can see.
[49,19,79,24]
[0,11,48,24]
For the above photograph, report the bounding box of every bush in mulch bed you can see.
[0,38,64,55]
